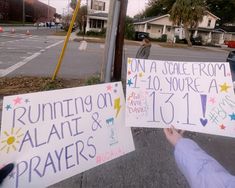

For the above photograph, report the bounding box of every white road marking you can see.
[78,41,88,51]
[0,40,63,77]
[0,53,41,77]
[7,47,17,50]
[45,40,63,49]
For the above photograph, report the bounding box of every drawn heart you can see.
[200,118,208,126]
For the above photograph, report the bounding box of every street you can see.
[0,29,235,188]
[0,29,230,79]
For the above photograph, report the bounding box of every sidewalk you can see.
[193,45,233,53]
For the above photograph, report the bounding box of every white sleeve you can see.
[174,138,235,188]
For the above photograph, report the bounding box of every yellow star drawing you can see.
[139,72,143,77]
[128,58,132,64]
[219,83,231,92]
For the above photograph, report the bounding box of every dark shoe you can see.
[0,163,14,184]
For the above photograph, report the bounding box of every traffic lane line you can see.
[0,40,63,77]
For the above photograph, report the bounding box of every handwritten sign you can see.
[0,82,135,188]
[126,58,235,137]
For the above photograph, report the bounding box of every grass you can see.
[0,75,103,98]
[85,75,101,85]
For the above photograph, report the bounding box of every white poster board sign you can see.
[0,82,135,188]
[126,58,235,137]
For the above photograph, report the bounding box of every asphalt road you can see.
[0,29,235,188]
[0,30,231,79]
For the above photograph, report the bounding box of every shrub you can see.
[85,75,100,85]
[161,34,167,42]
[86,30,106,37]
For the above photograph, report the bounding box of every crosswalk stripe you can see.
[79,41,88,51]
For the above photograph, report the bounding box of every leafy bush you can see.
[86,29,106,37]
[125,16,135,40]
[151,34,168,42]
[161,34,167,42]
[85,75,100,85]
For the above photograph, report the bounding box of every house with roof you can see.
[134,11,222,44]
[192,11,220,44]
[134,14,174,40]
[86,0,109,32]
[218,25,235,41]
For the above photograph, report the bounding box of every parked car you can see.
[39,22,45,27]
[226,51,235,81]
[135,31,149,41]
[179,36,202,45]
[33,22,45,27]
[190,36,202,45]
[226,41,235,48]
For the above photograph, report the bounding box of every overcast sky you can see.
[39,0,148,17]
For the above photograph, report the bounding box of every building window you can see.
[207,19,212,27]
[90,19,104,29]
[167,27,171,32]
[91,0,105,11]
[147,25,151,30]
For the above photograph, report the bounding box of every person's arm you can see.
[136,46,143,58]
[164,127,235,188]
[142,46,150,59]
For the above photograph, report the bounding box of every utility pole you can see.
[113,0,128,81]
[102,0,121,82]
[22,0,25,25]
[101,0,115,82]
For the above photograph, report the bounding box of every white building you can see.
[134,11,222,44]
[86,0,109,32]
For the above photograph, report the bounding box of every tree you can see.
[54,13,62,19]
[205,0,235,25]
[170,0,205,46]
[70,0,77,10]
[139,0,174,18]
[125,16,135,40]
[76,5,87,33]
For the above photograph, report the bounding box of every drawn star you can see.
[13,97,22,105]
[25,99,30,103]
[5,104,12,111]
[128,70,131,75]
[229,113,235,120]
[107,85,112,91]
[127,79,133,87]
[220,124,226,130]
[128,58,132,64]
[209,97,216,105]
[139,72,143,77]
[219,83,231,92]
